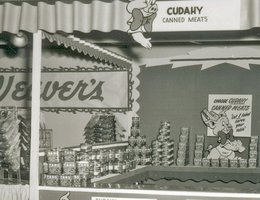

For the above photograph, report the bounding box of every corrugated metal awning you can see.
[0,1,129,34]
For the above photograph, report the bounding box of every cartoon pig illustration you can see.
[201,109,245,160]
[127,0,158,48]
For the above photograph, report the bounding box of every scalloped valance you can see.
[42,32,132,67]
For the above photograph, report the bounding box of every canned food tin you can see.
[239,159,248,168]
[128,136,136,147]
[195,142,204,151]
[178,142,187,151]
[230,159,238,168]
[132,117,140,127]
[73,175,81,187]
[134,146,141,155]
[108,161,114,173]
[91,150,97,160]
[196,135,204,143]
[159,129,170,136]
[161,121,170,128]
[77,161,90,174]
[41,174,47,186]
[48,163,62,175]
[63,150,76,162]
[177,158,185,166]
[202,158,210,167]
[157,135,170,142]
[135,157,141,165]
[179,134,188,143]
[249,151,258,159]
[131,128,140,137]
[140,146,148,154]
[220,159,229,168]
[126,146,134,153]
[194,158,202,166]
[152,161,161,166]
[47,150,60,163]
[42,162,49,174]
[177,150,186,158]
[152,140,162,147]
[141,135,146,144]
[63,162,76,175]
[93,161,101,177]
[167,140,174,148]
[250,143,258,151]
[248,159,257,168]
[77,151,91,162]
[250,136,259,144]
[109,149,116,160]
[113,161,119,173]
[136,136,143,147]
[211,159,220,167]
[60,175,72,187]
[180,127,190,135]
[118,161,124,174]
[46,174,59,186]
[194,150,203,159]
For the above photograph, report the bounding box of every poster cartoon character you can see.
[201,109,245,159]
[127,0,158,48]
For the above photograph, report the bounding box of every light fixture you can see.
[10,32,28,48]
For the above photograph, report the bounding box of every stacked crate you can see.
[248,136,258,168]
[193,135,205,167]
[127,117,151,165]
[176,127,190,166]
[151,121,174,166]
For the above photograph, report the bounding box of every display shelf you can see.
[95,166,260,185]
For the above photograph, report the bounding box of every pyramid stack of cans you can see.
[177,127,190,166]
[248,136,258,168]
[84,115,116,144]
[127,117,151,165]
[193,135,205,167]
[151,121,174,166]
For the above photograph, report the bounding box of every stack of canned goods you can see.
[42,148,92,187]
[127,117,151,165]
[177,127,190,166]
[193,135,204,167]
[151,121,174,166]
[42,143,137,187]
[248,136,258,168]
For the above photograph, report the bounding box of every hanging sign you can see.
[153,0,241,32]
[0,66,132,113]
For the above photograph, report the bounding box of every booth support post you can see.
[29,30,42,200]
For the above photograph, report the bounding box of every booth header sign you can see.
[153,0,241,31]
[0,67,132,113]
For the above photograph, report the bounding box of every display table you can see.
[0,184,29,200]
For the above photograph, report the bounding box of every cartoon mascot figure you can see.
[127,0,158,48]
[201,109,245,160]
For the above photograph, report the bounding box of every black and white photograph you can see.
[0,0,260,200]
